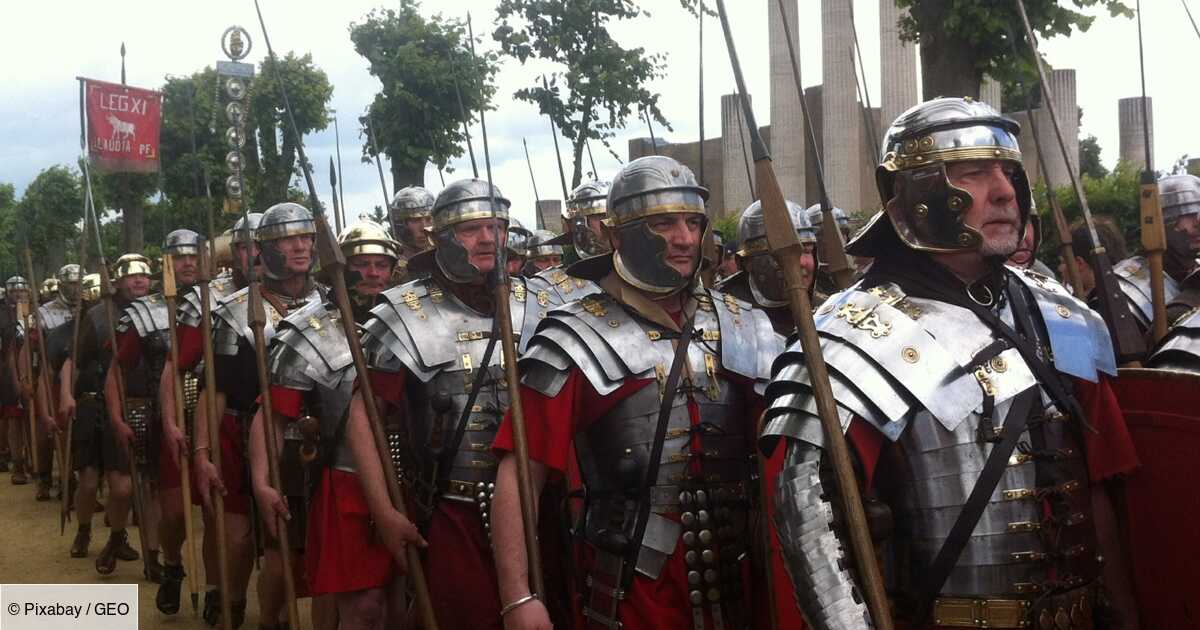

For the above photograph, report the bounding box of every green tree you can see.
[350,3,500,190]
[13,166,87,278]
[894,0,1131,100]
[1078,134,1107,179]
[494,0,671,189]
[1035,160,1140,265]
[0,182,17,277]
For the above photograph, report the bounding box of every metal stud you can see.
[685,551,699,566]
[688,570,702,585]
[707,588,721,602]
[689,590,703,606]
[699,529,714,545]
[704,569,718,583]
[701,549,716,564]
[697,510,711,525]
[682,531,697,547]
[695,490,708,506]
[679,491,693,506]
[681,512,696,527]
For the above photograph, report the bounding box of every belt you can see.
[932,584,1096,629]
[78,392,102,402]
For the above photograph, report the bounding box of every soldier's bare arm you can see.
[492,452,551,630]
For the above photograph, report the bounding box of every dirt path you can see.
[0,472,313,629]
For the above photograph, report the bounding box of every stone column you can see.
[1119,96,1153,171]
[822,0,861,211]
[536,200,563,233]
[1036,69,1078,186]
[980,75,1003,112]
[721,93,755,218]
[768,0,805,204]
[879,0,919,131]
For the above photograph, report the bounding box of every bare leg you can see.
[257,549,285,626]
[105,470,133,530]
[75,466,100,525]
[335,588,386,630]
[158,486,185,565]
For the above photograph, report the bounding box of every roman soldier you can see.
[389,186,435,285]
[40,278,59,305]
[209,202,323,630]
[251,220,402,628]
[761,98,1140,628]
[715,198,818,334]
[1158,174,1200,323]
[2,275,31,484]
[341,178,549,630]
[60,254,149,575]
[507,217,533,277]
[28,264,84,500]
[111,230,205,614]
[492,155,782,630]
[185,212,259,629]
[806,203,856,297]
[522,230,564,276]
[1112,173,1200,332]
[525,180,608,305]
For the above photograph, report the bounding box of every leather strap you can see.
[622,308,698,588]
[912,386,1039,626]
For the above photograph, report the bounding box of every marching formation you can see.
[4,4,1200,630]
[5,93,1199,630]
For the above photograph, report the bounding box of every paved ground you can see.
[0,471,313,629]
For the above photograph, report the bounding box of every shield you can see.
[1111,367,1200,628]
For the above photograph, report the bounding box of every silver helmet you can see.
[233,212,264,246]
[5,276,29,292]
[606,155,708,294]
[804,203,851,241]
[112,254,153,281]
[564,180,611,259]
[849,97,1032,257]
[163,229,204,257]
[427,178,510,283]
[507,217,532,258]
[56,264,83,305]
[527,230,564,259]
[389,186,435,248]
[1159,174,1200,223]
[738,199,816,307]
[257,202,317,281]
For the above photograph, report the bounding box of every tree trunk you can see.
[391,163,425,194]
[122,201,144,254]
[912,0,983,101]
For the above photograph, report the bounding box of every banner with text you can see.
[83,78,162,174]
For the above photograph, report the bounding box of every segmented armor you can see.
[1113,255,1180,331]
[761,267,1116,629]
[177,273,239,329]
[115,294,173,468]
[524,266,600,308]
[37,297,74,332]
[1148,306,1200,373]
[519,287,781,628]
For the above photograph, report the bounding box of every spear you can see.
[333,114,347,225]
[540,74,571,202]
[23,245,67,527]
[366,112,391,209]
[162,254,201,615]
[1016,80,1083,298]
[642,108,659,157]
[469,12,545,598]
[846,0,881,161]
[1135,0,1168,342]
[715,2,894,627]
[452,73,479,179]
[329,157,342,234]
[522,138,542,205]
[1014,0,1147,363]
[771,0,854,289]
[251,2,438,626]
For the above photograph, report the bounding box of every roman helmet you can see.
[40,278,59,302]
[388,186,435,249]
[848,97,1032,257]
[605,155,709,294]
[338,220,399,262]
[5,276,29,292]
[233,212,264,247]
[804,203,851,242]
[256,202,316,280]
[421,178,510,284]
[112,254,153,281]
[1159,174,1200,226]
[507,216,532,259]
[81,273,101,303]
[526,230,564,261]
[562,180,612,259]
[56,264,83,306]
[738,199,817,307]
[163,229,204,257]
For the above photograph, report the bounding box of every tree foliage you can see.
[1078,134,1107,179]
[494,0,671,189]
[894,0,1132,101]
[1035,160,1140,265]
[350,2,500,190]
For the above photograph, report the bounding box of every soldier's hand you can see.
[376,508,428,574]
[113,421,135,448]
[162,423,188,471]
[38,413,57,436]
[19,381,34,402]
[253,483,290,541]
[502,598,552,630]
[192,457,226,512]
[57,393,76,428]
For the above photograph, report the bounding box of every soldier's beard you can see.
[979,232,1020,258]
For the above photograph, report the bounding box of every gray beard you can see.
[979,232,1021,258]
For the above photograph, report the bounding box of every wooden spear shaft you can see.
[715,2,893,627]
[162,255,201,616]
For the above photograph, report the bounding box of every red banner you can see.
[83,78,162,174]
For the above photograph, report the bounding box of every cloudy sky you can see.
[2,0,1195,230]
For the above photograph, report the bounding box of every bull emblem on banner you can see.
[106,114,136,142]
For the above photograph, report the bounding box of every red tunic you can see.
[116,327,185,492]
[493,368,779,630]
[367,369,503,630]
